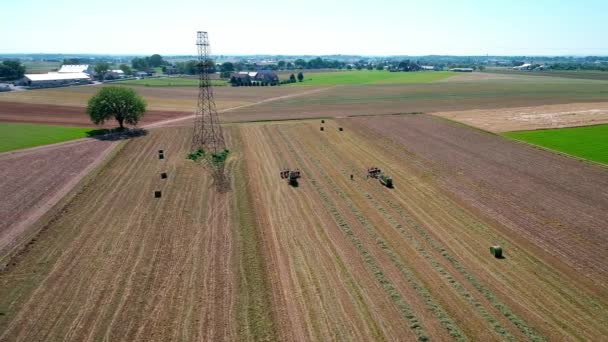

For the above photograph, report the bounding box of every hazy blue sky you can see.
[2,0,607,55]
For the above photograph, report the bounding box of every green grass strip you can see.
[503,124,608,165]
[0,123,96,153]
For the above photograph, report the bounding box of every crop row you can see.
[334,128,544,341]
[276,127,442,341]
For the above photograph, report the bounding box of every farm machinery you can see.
[280,168,301,186]
[367,167,393,188]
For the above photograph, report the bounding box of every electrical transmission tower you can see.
[192,31,225,154]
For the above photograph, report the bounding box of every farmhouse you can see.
[232,70,279,85]
[22,72,91,88]
[106,69,126,79]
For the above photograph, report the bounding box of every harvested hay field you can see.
[0,84,312,113]
[0,101,189,127]
[434,102,608,132]
[349,114,608,285]
[225,77,608,121]
[239,119,607,340]
[0,126,268,341]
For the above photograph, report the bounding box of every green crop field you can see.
[504,124,608,164]
[0,123,94,152]
[291,70,454,86]
[113,77,227,87]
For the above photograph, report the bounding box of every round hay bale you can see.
[339,127,343,131]
[321,119,325,123]
[158,149,164,154]
[161,172,167,179]
[320,127,324,131]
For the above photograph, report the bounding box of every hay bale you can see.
[159,154,164,160]
[490,246,503,258]
[321,119,325,123]
[154,191,162,198]
[158,149,164,154]
[320,127,324,131]
[161,172,167,179]
[339,127,343,131]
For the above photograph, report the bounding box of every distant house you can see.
[106,69,125,79]
[254,70,279,84]
[232,70,279,86]
[449,68,474,72]
[58,64,93,74]
[513,63,532,71]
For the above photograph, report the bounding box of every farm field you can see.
[0,84,315,119]
[0,123,95,152]
[112,77,227,87]
[0,126,269,341]
[0,137,117,264]
[289,70,455,86]
[434,101,608,132]
[350,114,608,283]
[485,69,608,81]
[504,124,608,164]
[239,119,607,340]
[225,75,608,121]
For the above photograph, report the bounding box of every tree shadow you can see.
[86,127,148,141]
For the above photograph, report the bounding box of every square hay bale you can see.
[158,153,164,160]
[161,172,167,179]
[490,246,503,258]
[154,191,162,198]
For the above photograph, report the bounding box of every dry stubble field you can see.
[1,117,606,341]
[0,127,256,341]
[239,119,607,340]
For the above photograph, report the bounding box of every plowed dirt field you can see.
[0,127,251,341]
[239,119,607,340]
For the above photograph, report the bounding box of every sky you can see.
[1,0,607,56]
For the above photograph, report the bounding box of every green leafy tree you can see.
[94,62,110,81]
[297,72,304,82]
[62,58,80,65]
[131,57,149,70]
[0,61,25,80]
[289,73,296,83]
[294,59,307,68]
[119,64,133,75]
[277,60,286,69]
[149,54,164,67]
[87,86,146,129]
[220,62,235,73]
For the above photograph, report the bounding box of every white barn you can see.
[23,72,91,88]
[58,64,93,74]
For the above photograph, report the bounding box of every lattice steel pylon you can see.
[192,31,225,154]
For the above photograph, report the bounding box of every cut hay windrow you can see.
[310,134,514,339]
[264,128,386,341]
[277,127,441,341]
[301,136,467,341]
[335,124,545,341]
